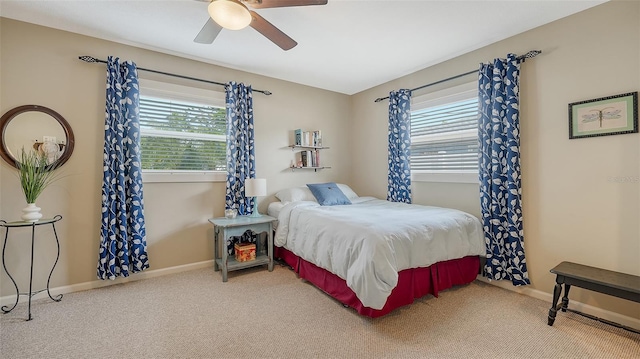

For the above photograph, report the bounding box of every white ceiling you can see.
[0,0,607,95]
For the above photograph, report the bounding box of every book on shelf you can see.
[313,130,322,147]
[294,129,302,146]
[304,131,311,147]
[307,150,313,167]
[300,150,309,167]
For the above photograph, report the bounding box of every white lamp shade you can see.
[245,178,267,197]
[208,0,252,30]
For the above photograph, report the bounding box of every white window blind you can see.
[410,83,478,183]
[139,97,227,172]
[411,98,478,171]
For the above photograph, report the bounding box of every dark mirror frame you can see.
[0,105,75,169]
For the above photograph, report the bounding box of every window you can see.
[410,82,478,183]
[139,80,226,183]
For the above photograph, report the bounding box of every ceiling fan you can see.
[195,0,328,51]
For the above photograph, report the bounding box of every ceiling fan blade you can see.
[249,0,328,9]
[194,17,223,44]
[249,11,297,50]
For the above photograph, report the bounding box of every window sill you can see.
[142,171,226,183]
[412,171,478,184]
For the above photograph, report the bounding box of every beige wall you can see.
[1,0,638,323]
[0,18,351,295]
[351,1,639,320]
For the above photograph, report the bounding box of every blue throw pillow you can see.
[306,182,352,206]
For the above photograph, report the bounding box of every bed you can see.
[269,183,486,318]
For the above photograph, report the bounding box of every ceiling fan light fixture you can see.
[208,0,252,31]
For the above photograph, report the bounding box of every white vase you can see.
[21,203,43,222]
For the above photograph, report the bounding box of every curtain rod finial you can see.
[524,50,542,59]
[79,55,98,63]
[264,91,272,96]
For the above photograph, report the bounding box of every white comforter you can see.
[274,197,485,309]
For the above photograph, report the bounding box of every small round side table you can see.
[1,215,63,321]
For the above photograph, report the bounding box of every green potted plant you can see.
[17,148,61,222]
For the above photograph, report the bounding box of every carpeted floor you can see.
[1,264,638,359]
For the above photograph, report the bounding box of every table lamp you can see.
[245,178,267,217]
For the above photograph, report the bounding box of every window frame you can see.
[138,79,226,183]
[410,81,478,184]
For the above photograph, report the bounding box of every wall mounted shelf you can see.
[289,129,329,171]
[290,166,332,172]
[288,145,330,150]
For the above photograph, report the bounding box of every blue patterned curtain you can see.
[387,89,412,203]
[478,53,530,286]
[97,57,148,280]
[225,82,256,215]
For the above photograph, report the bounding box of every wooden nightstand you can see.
[208,215,276,282]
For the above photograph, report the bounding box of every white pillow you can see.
[275,183,359,203]
[336,183,359,200]
[275,186,317,203]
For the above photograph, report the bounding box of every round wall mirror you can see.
[0,105,75,169]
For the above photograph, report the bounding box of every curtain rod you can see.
[373,50,542,103]
[78,56,272,96]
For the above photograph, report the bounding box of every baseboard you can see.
[1,260,214,307]
[476,276,640,331]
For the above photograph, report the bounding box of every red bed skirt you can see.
[275,246,480,318]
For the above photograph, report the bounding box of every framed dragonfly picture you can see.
[569,92,638,139]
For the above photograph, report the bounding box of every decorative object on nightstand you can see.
[245,178,267,217]
[234,242,256,262]
[225,208,238,219]
[289,129,330,172]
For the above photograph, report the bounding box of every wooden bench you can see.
[548,261,640,334]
